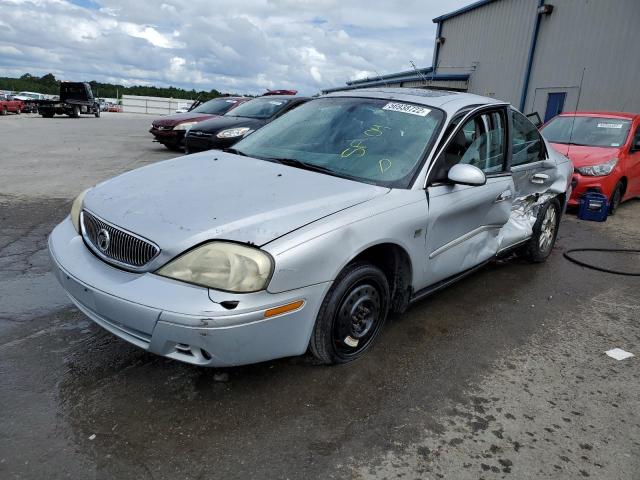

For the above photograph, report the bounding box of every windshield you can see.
[233,97,444,188]
[542,116,631,148]
[226,97,292,119]
[192,98,241,115]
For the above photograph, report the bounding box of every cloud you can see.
[0,0,471,95]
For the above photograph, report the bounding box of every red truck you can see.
[0,94,23,115]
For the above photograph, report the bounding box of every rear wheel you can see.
[520,198,561,263]
[609,181,624,215]
[16,108,21,114]
[42,112,54,118]
[1,107,7,116]
[70,105,80,118]
[310,262,389,364]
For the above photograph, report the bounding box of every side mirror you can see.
[447,163,486,186]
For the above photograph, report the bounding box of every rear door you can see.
[423,106,515,286]
[501,108,559,247]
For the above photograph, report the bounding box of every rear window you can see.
[542,116,631,148]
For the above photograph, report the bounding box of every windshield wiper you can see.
[266,157,341,176]
[223,147,249,157]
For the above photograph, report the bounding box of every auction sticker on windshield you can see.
[597,122,624,129]
[383,102,431,117]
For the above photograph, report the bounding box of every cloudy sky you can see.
[0,0,470,95]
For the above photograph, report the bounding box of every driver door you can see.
[422,107,515,287]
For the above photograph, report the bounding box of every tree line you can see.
[0,73,237,101]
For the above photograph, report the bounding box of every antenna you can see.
[566,67,586,156]
[410,60,430,87]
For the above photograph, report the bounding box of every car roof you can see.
[253,95,307,101]
[557,111,638,120]
[323,87,503,114]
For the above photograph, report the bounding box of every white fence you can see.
[121,95,194,115]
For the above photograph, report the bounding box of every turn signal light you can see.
[264,300,305,318]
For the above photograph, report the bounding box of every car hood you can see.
[83,152,388,266]
[188,116,266,134]
[549,143,619,167]
[153,112,218,127]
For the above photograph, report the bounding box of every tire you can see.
[608,181,624,215]
[1,107,6,116]
[16,108,21,114]
[520,198,561,263]
[310,262,390,365]
[42,112,54,118]
[164,144,182,151]
[70,105,80,118]
[94,104,100,118]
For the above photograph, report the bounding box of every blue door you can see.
[544,92,566,122]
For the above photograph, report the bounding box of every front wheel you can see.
[609,181,624,215]
[1,107,7,116]
[520,198,561,263]
[310,262,389,364]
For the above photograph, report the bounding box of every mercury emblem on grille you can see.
[96,228,110,252]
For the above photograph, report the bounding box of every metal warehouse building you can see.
[325,0,640,121]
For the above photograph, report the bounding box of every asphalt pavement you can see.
[1,112,638,479]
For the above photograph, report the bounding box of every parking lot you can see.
[1,113,639,479]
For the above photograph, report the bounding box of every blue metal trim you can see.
[347,67,434,86]
[432,22,443,75]
[322,74,470,93]
[519,0,545,111]
[432,0,499,23]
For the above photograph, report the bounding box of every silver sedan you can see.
[49,88,572,367]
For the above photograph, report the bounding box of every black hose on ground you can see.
[563,248,640,276]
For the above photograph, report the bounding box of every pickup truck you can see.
[37,82,100,118]
[0,94,23,115]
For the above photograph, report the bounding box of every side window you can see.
[431,110,506,181]
[511,109,544,166]
[632,125,640,151]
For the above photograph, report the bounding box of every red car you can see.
[542,112,640,213]
[150,96,248,150]
[0,94,23,115]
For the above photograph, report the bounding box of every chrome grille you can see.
[81,210,160,270]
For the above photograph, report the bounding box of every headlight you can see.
[576,158,618,176]
[174,122,197,131]
[70,189,89,233]
[216,127,251,139]
[156,241,273,292]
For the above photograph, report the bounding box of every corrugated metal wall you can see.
[437,0,538,106]
[436,0,639,116]
[526,0,640,115]
[121,95,193,115]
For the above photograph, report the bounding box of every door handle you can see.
[531,173,550,184]
[494,189,513,202]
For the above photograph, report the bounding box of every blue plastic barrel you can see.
[578,192,609,222]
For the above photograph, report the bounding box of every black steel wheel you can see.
[609,181,623,215]
[310,262,389,364]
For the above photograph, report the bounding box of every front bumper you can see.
[149,127,185,148]
[49,218,330,367]
[568,172,618,206]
